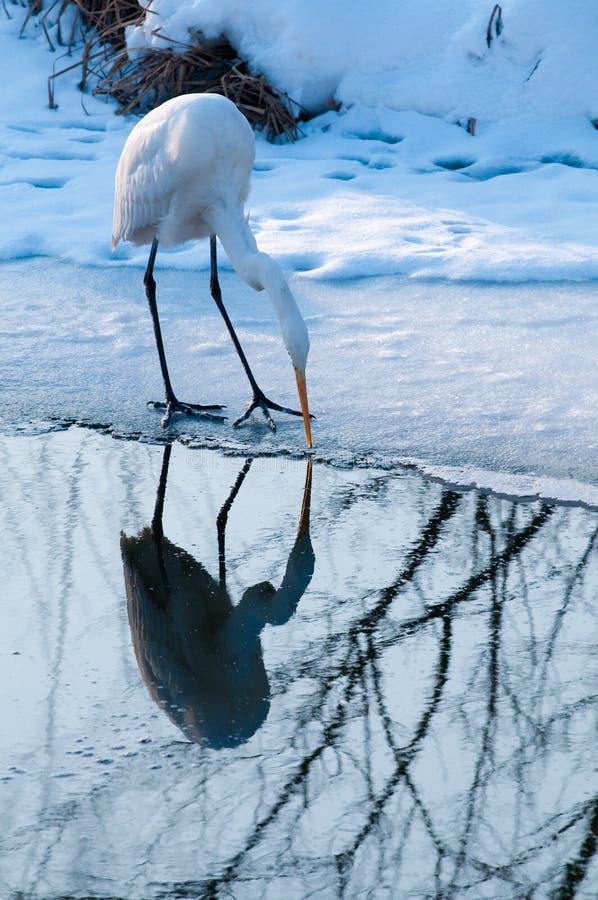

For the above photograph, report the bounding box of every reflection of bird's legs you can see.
[216,458,253,586]
[150,441,172,543]
[149,441,173,599]
[209,235,308,432]
[144,238,226,427]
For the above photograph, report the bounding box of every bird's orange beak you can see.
[294,368,313,449]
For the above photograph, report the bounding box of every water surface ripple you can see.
[0,429,596,898]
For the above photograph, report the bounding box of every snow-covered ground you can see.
[0,4,597,504]
[5,2,598,280]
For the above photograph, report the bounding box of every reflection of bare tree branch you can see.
[284,489,462,745]
[6,433,596,900]
[380,503,554,648]
[443,498,505,895]
[33,443,87,893]
[199,496,563,896]
[553,796,598,900]
[337,611,455,876]
[363,490,462,632]
[541,524,598,677]
[202,655,364,894]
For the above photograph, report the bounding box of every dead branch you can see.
[486,4,503,49]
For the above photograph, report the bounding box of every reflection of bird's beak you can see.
[298,460,312,536]
[294,368,313,449]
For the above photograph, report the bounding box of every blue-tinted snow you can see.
[0,8,596,505]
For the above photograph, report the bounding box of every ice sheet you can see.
[0,261,596,506]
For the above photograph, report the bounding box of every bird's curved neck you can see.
[208,206,309,371]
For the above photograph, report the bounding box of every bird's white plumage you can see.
[112,92,310,374]
[113,92,254,249]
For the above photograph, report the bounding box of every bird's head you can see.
[277,285,312,449]
[232,246,313,449]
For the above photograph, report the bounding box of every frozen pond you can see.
[0,260,596,505]
[1,428,596,899]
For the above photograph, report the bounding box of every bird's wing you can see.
[112,120,178,248]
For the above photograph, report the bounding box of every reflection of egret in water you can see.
[121,446,314,748]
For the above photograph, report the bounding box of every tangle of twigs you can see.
[21,0,308,141]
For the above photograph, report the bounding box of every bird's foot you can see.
[148,398,226,428]
[232,390,311,433]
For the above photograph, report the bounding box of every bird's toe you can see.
[148,398,226,424]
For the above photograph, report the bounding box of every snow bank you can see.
[3,3,598,282]
[127,1,598,124]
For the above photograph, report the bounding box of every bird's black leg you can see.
[144,237,225,426]
[209,234,306,432]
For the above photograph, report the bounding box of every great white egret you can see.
[112,92,313,448]
[121,445,314,747]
